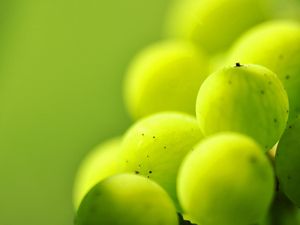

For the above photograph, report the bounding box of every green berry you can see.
[75,174,178,225]
[164,0,272,54]
[119,112,203,209]
[276,117,300,207]
[196,64,289,151]
[228,20,300,123]
[73,138,121,209]
[178,133,275,225]
[124,41,208,120]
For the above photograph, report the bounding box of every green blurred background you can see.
[0,0,170,224]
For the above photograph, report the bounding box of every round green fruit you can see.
[228,20,300,123]
[119,112,203,208]
[75,174,178,225]
[276,117,300,207]
[73,138,121,209]
[164,0,272,54]
[196,63,289,151]
[178,133,275,225]
[124,41,209,120]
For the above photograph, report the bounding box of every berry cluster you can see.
[73,0,300,224]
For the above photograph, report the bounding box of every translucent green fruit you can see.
[228,20,300,123]
[196,64,289,151]
[164,0,272,55]
[124,41,209,120]
[73,138,121,209]
[178,133,275,225]
[119,112,203,208]
[75,174,178,225]
[276,117,300,207]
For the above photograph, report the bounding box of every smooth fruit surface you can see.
[276,117,300,207]
[228,20,300,123]
[196,64,289,151]
[178,133,275,225]
[119,112,203,208]
[164,0,272,54]
[73,138,121,209]
[124,41,208,120]
[75,174,178,225]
